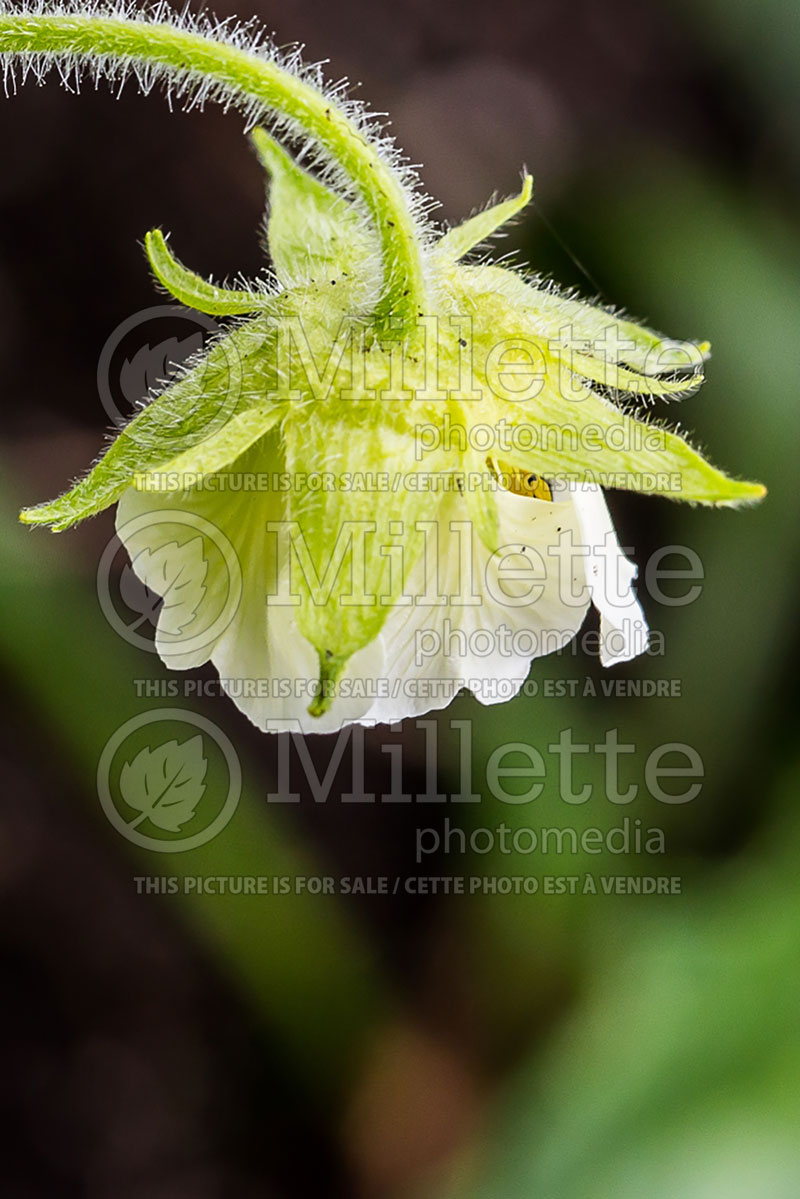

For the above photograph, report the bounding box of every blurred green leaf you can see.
[445,760,800,1198]
[0,478,388,1095]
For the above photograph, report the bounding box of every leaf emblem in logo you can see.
[119,735,208,832]
[119,333,204,409]
[122,535,208,635]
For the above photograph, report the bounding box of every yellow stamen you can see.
[487,458,553,501]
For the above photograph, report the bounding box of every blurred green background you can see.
[1,0,798,1195]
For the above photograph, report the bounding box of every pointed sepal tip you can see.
[307,651,349,719]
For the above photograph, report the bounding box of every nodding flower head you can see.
[6,4,765,731]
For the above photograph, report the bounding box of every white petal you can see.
[116,480,246,671]
[361,485,592,723]
[564,481,649,666]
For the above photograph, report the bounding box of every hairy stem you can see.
[0,10,429,327]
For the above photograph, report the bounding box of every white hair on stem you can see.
[0,1,438,324]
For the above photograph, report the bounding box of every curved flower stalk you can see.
[1,4,765,732]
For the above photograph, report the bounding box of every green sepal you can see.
[435,174,533,264]
[495,388,766,506]
[20,315,279,530]
[308,652,349,718]
[144,229,275,315]
[134,401,286,491]
[280,402,451,695]
[251,127,379,299]
[456,263,710,376]
[569,353,704,398]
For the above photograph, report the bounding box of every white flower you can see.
[117,460,648,733]
[19,111,763,739]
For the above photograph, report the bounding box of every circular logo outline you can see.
[96,303,244,449]
[97,707,242,853]
[97,508,243,657]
